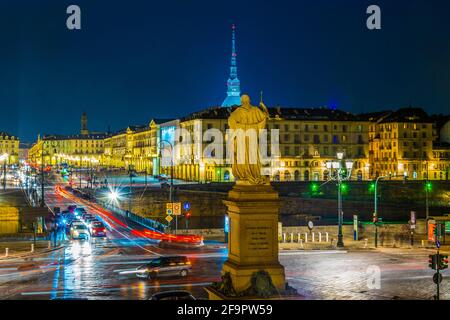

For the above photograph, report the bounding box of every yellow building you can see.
[369,108,435,180]
[103,119,173,174]
[170,106,371,182]
[28,114,107,168]
[0,132,19,165]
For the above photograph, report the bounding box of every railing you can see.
[101,202,167,233]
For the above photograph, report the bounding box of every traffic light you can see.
[429,254,438,270]
[310,182,319,195]
[372,212,378,224]
[340,182,349,194]
[185,212,191,219]
[425,181,433,192]
[368,182,376,194]
[438,254,448,270]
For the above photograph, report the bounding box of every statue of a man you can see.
[228,94,270,185]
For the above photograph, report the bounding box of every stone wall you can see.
[94,180,450,229]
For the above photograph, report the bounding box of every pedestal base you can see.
[222,260,286,293]
[205,286,302,300]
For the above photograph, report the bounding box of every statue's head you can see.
[240,94,251,108]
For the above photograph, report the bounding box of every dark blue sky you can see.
[1,0,450,142]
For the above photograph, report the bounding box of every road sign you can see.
[437,240,441,249]
[166,203,173,215]
[307,221,314,230]
[433,272,443,285]
[183,202,191,211]
[165,215,173,223]
[173,202,182,216]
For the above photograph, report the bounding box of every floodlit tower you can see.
[222,24,241,107]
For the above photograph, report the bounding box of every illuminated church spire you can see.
[222,24,241,107]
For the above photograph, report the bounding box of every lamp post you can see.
[159,140,175,232]
[326,152,353,248]
[40,140,57,207]
[373,175,387,248]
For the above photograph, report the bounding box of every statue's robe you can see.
[228,105,268,185]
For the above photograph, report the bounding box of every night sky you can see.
[1,0,450,142]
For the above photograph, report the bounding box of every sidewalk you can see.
[0,240,65,260]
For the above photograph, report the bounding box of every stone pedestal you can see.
[209,182,287,297]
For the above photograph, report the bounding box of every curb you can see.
[0,245,65,261]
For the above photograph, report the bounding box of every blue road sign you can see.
[437,240,441,249]
[183,202,191,211]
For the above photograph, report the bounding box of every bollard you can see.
[299,239,304,248]
[5,248,8,257]
[364,238,368,248]
[421,240,425,247]
[325,232,329,242]
[298,233,301,243]
[291,233,294,243]
[31,244,34,253]
[312,232,315,242]
[283,233,286,243]
[318,232,322,243]
[48,241,51,249]
[304,233,308,243]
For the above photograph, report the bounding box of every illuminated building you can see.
[0,132,19,165]
[172,106,371,182]
[103,119,175,175]
[28,113,107,167]
[368,108,445,180]
[221,24,241,107]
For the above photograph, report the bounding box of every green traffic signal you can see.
[369,182,376,194]
[310,182,319,195]
[340,183,349,194]
[425,182,433,192]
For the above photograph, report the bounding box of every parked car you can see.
[149,291,196,300]
[136,256,191,280]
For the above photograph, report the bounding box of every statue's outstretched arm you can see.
[259,102,269,116]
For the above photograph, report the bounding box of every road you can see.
[0,182,448,300]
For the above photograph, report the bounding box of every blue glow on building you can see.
[222,24,241,107]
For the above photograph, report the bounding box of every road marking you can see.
[280,250,348,256]
[20,282,212,296]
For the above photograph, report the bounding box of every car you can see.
[67,205,77,213]
[149,291,196,300]
[82,213,94,221]
[89,221,106,237]
[136,256,191,280]
[75,207,87,215]
[84,216,97,224]
[70,223,89,240]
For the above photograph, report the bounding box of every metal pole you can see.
[41,144,45,207]
[337,177,344,247]
[426,182,429,232]
[2,159,6,191]
[374,178,378,248]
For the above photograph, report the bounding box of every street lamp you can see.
[40,140,57,207]
[159,139,175,232]
[373,175,387,248]
[326,152,353,247]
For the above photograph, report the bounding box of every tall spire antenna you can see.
[222,24,241,107]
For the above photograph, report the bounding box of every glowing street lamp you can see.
[325,152,353,248]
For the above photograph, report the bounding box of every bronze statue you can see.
[228,94,270,185]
